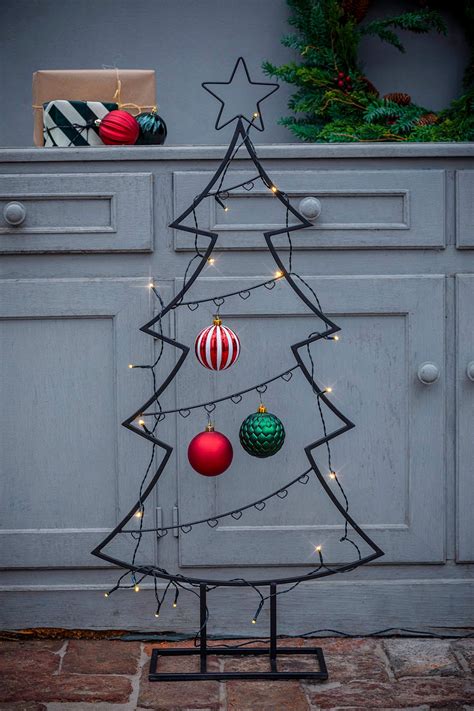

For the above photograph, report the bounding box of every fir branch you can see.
[361,9,447,53]
[364,99,404,122]
[263,0,474,143]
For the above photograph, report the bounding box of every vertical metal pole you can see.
[200,584,207,673]
[270,582,277,672]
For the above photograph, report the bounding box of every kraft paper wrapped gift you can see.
[32,69,156,146]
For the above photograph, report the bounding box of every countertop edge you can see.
[1,142,474,162]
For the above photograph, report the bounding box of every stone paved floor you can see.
[0,637,473,710]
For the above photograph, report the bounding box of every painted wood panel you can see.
[456,274,474,561]
[174,276,445,569]
[456,171,474,248]
[0,173,154,253]
[173,170,446,250]
[1,579,472,634]
[0,278,155,567]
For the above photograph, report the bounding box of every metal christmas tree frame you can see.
[92,57,384,682]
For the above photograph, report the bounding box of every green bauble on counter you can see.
[136,109,167,145]
[239,404,285,458]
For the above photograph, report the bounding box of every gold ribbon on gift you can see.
[111,68,158,115]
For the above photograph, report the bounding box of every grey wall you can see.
[0,0,469,147]
[358,1,469,112]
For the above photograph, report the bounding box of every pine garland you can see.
[263,0,474,142]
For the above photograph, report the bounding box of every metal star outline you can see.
[202,56,279,132]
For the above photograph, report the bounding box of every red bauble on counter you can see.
[96,110,140,145]
[188,424,233,477]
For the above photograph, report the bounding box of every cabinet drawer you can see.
[174,169,445,250]
[456,171,474,248]
[0,172,153,253]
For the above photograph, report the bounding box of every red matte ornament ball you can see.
[97,110,140,145]
[188,426,233,477]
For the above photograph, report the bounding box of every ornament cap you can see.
[213,315,222,326]
[258,403,267,413]
[205,422,215,432]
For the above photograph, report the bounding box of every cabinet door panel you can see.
[0,278,154,567]
[174,276,445,568]
[456,274,474,561]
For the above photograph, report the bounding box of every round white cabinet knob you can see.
[417,362,440,385]
[3,202,26,226]
[467,361,474,382]
[298,197,322,221]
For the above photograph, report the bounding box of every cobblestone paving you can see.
[0,637,472,710]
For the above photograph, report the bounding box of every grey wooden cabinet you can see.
[0,144,473,635]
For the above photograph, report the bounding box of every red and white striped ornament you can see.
[195,316,240,371]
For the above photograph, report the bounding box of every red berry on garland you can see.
[96,110,139,145]
[195,315,240,371]
[338,71,344,78]
[338,80,344,87]
[346,76,351,82]
[188,423,233,477]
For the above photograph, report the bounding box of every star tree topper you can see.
[202,56,279,132]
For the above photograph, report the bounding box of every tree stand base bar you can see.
[148,645,328,681]
[148,583,329,682]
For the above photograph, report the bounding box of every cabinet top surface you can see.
[1,142,474,162]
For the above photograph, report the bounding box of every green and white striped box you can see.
[43,100,118,147]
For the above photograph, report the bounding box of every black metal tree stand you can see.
[92,57,383,683]
[149,584,328,681]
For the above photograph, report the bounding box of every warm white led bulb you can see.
[128,364,134,369]
[251,618,256,624]
[138,419,145,426]
[271,186,278,193]
[208,258,215,265]
[134,584,140,593]
[329,472,336,480]
[135,510,143,518]
[334,335,339,341]
[274,270,283,279]
[326,387,333,393]
[315,545,322,553]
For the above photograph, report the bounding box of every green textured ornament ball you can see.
[239,405,285,458]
